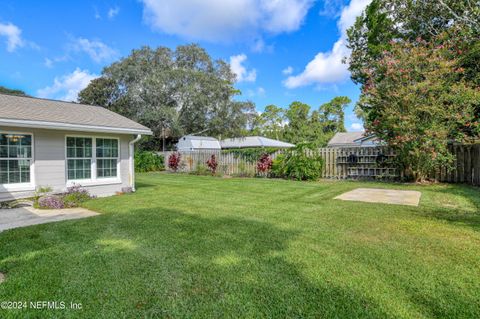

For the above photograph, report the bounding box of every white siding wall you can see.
[0,126,133,201]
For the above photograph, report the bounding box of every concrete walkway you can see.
[335,188,421,206]
[0,207,99,232]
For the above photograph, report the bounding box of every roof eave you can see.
[0,118,153,135]
[353,134,375,143]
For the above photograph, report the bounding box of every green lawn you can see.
[1,173,480,318]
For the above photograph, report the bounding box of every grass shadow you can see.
[0,207,392,318]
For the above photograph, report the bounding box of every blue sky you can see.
[0,0,370,132]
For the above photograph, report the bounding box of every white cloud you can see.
[251,37,274,53]
[0,22,25,52]
[44,58,53,68]
[284,40,350,88]
[284,0,371,88]
[42,55,69,68]
[94,6,101,19]
[282,66,293,75]
[230,54,257,82]
[71,38,118,63]
[319,0,344,17]
[350,122,364,131]
[337,0,370,34]
[248,87,266,97]
[261,0,314,33]
[37,68,98,102]
[141,0,314,42]
[108,6,120,19]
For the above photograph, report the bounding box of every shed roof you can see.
[221,136,295,149]
[178,135,221,150]
[0,93,152,135]
[183,135,219,141]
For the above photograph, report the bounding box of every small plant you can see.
[35,184,94,209]
[33,186,53,208]
[191,164,210,176]
[206,155,218,175]
[38,195,65,209]
[234,162,255,178]
[256,153,273,174]
[135,151,164,172]
[168,153,181,172]
[63,184,94,208]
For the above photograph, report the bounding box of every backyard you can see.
[0,173,479,318]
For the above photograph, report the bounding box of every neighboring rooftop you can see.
[221,136,295,149]
[327,132,364,147]
[182,135,219,141]
[327,132,380,147]
[177,135,221,150]
[0,93,152,135]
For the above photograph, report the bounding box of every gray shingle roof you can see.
[221,136,295,148]
[327,132,365,147]
[0,94,152,135]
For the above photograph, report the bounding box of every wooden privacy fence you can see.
[159,144,480,185]
[434,143,480,186]
[318,147,397,179]
[160,147,398,179]
[160,150,282,176]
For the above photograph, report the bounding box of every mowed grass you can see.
[1,173,480,318]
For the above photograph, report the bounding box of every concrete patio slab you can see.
[335,188,421,206]
[0,207,99,232]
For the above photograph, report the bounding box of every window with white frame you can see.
[66,137,92,180]
[0,133,32,184]
[66,137,119,181]
[96,138,119,178]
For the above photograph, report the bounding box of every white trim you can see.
[129,134,142,191]
[0,118,152,135]
[0,130,35,192]
[66,179,122,187]
[65,135,121,186]
[1,183,35,192]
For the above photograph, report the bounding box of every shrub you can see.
[191,164,210,176]
[206,154,218,175]
[63,184,95,208]
[38,195,65,209]
[168,153,181,172]
[135,151,164,172]
[256,153,273,174]
[232,162,255,178]
[271,154,286,177]
[271,143,323,181]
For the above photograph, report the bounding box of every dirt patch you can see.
[0,272,5,283]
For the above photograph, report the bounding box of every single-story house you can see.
[327,132,380,148]
[0,93,152,201]
[176,135,221,151]
[221,136,295,149]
